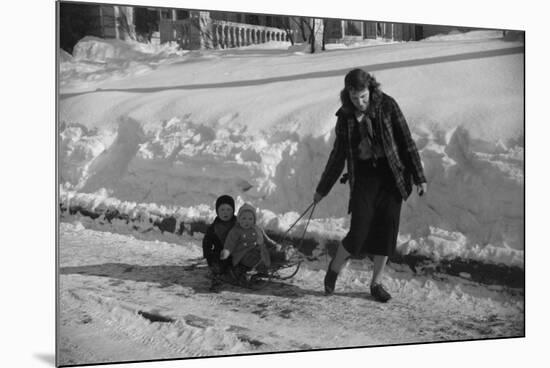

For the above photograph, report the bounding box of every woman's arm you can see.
[315,117,348,198]
[390,97,427,185]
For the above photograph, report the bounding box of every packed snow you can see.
[422,29,505,42]
[58,29,524,365]
[59,36,190,90]
[58,220,523,366]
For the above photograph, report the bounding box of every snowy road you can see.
[59,45,524,101]
[58,222,523,366]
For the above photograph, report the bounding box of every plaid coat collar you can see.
[332,93,425,201]
[336,97,385,196]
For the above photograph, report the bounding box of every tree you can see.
[321,18,330,51]
[116,7,136,41]
[290,17,321,53]
[291,17,309,43]
[309,19,316,53]
[281,17,295,45]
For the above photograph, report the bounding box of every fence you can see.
[160,18,289,49]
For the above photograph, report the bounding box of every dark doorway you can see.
[414,25,424,40]
[59,2,102,54]
[134,7,159,42]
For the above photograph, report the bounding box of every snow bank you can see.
[325,39,401,50]
[59,36,524,267]
[288,39,401,53]
[239,41,291,50]
[287,43,312,55]
[59,49,73,62]
[60,183,524,268]
[59,37,191,90]
[58,110,523,258]
[422,30,505,42]
[71,36,186,62]
[396,227,523,267]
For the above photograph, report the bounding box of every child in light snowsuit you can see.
[221,203,291,274]
[202,195,237,276]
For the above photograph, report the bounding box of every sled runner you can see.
[210,254,303,291]
[210,203,316,291]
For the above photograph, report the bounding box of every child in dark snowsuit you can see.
[202,195,237,277]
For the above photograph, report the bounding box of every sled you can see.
[210,202,316,291]
[211,255,302,291]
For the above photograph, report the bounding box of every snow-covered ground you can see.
[58,221,523,366]
[57,29,524,365]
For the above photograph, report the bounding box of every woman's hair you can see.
[339,68,383,112]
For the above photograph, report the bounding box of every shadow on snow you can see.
[59,46,524,100]
[59,260,329,299]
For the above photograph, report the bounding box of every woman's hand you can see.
[417,183,428,197]
[313,192,323,204]
[220,249,230,260]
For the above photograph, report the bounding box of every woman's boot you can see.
[324,260,338,295]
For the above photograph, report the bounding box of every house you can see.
[324,19,427,43]
[59,3,135,53]
[59,2,291,52]
[59,2,485,53]
[158,10,290,49]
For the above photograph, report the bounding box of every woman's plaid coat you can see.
[316,93,426,213]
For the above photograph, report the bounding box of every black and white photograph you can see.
[49,0,531,366]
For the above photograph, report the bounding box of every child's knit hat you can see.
[215,195,235,215]
[237,203,257,224]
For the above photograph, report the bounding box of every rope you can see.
[249,203,317,287]
[266,203,316,278]
[280,202,315,244]
[294,203,316,254]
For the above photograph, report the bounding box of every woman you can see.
[314,68,427,302]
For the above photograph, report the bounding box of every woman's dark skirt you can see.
[342,159,403,258]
